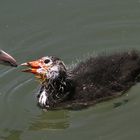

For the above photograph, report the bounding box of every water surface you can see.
[0,0,140,140]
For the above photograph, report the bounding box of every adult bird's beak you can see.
[0,50,17,67]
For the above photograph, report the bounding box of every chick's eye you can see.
[44,59,50,64]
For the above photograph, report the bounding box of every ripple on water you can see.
[0,0,140,139]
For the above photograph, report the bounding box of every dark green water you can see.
[0,0,140,140]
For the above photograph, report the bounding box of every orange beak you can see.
[21,59,50,77]
[21,60,42,74]
[21,59,51,82]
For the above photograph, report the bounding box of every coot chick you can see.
[21,50,140,110]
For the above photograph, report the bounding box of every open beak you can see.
[21,60,41,74]
[0,50,17,67]
[21,59,50,81]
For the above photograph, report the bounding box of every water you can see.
[0,0,140,139]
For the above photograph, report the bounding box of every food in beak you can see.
[0,50,17,67]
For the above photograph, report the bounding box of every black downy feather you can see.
[37,50,140,110]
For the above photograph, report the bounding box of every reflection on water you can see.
[0,130,21,140]
[30,110,70,130]
[113,99,129,108]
